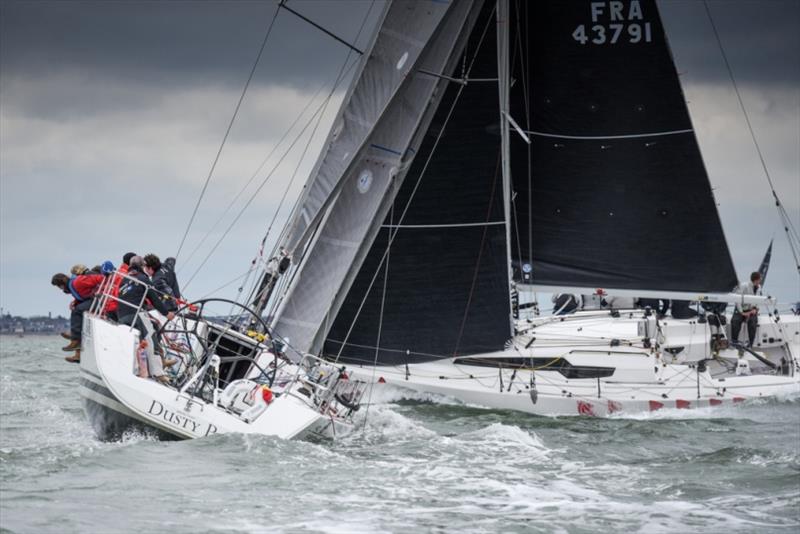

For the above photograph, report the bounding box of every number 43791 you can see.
[572,23,652,45]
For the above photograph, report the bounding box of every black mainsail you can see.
[509,0,738,292]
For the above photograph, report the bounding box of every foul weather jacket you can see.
[68,274,105,304]
[152,264,179,312]
[117,270,170,317]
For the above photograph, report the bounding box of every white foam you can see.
[362,384,463,406]
[355,404,438,440]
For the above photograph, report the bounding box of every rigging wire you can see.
[259,0,377,262]
[175,1,282,261]
[702,1,800,277]
[361,202,393,430]
[183,0,376,299]
[239,58,356,311]
[242,1,377,313]
[181,77,350,291]
[452,153,502,357]
[333,5,497,363]
[178,73,341,272]
[197,270,254,301]
[181,0,375,276]
[214,54,356,312]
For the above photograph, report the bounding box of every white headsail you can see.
[273,0,484,354]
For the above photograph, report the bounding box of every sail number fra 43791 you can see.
[572,0,652,45]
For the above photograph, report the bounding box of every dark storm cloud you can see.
[0,0,379,87]
[659,0,800,86]
[0,0,797,316]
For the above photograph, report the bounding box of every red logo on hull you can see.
[577,401,596,416]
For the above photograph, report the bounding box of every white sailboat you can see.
[254,0,799,416]
[79,278,367,441]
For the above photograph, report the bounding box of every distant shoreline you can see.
[0,333,62,337]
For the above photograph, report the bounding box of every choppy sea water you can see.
[1,335,798,533]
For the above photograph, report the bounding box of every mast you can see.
[496,0,514,336]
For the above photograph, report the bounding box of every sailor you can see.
[51,270,105,363]
[702,301,729,351]
[162,257,181,301]
[102,252,136,321]
[731,271,762,347]
[117,256,175,383]
[143,254,179,312]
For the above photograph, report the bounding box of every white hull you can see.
[349,311,800,416]
[79,315,358,441]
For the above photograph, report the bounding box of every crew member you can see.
[117,256,175,382]
[143,254,179,312]
[731,271,762,347]
[51,270,105,363]
[102,252,136,321]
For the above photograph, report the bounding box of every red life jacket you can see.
[104,264,129,313]
[68,274,105,302]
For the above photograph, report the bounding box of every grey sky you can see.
[1,0,798,317]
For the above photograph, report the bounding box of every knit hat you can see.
[70,264,88,276]
[101,260,115,274]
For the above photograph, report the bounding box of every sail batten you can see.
[526,129,694,140]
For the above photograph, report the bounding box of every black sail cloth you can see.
[325,1,511,365]
[510,0,738,293]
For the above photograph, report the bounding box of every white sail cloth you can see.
[274,1,481,354]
